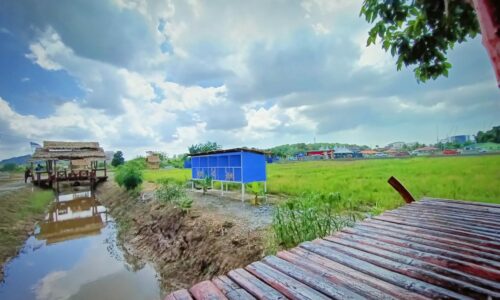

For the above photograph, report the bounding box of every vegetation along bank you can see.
[0,173,53,282]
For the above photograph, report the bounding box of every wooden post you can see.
[388,176,415,203]
[104,160,107,177]
[241,183,245,202]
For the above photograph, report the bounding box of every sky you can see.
[0,0,499,160]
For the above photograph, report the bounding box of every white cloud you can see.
[0,0,498,160]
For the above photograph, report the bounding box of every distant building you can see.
[387,142,406,150]
[412,146,439,156]
[333,147,353,159]
[360,149,378,158]
[146,152,160,169]
[306,150,333,159]
[464,142,500,152]
[441,135,475,144]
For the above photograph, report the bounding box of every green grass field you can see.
[144,155,500,212]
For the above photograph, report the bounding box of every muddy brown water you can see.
[0,188,163,300]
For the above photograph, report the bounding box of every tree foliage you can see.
[360,0,480,82]
[114,159,145,191]
[0,163,18,172]
[188,141,222,154]
[111,151,125,167]
[475,126,500,143]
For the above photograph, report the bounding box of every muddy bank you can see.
[0,173,53,282]
[97,180,268,292]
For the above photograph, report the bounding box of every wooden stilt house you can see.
[30,141,107,189]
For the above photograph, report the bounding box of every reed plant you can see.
[272,192,360,248]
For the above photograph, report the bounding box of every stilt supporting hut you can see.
[30,141,107,190]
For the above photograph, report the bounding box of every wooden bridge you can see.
[166,197,500,299]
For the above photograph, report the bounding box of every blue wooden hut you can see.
[189,148,267,201]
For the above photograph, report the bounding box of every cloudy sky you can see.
[0,0,498,159]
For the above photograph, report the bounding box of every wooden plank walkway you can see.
[165,198,500,299]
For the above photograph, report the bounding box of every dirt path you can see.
[97,180,274,293]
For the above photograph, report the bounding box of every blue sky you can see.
[0,0,499,159]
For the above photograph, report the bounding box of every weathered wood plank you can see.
[372,217,500,249]
[164,289,193,300]
[344,226,500,271]
[318,238,500,298]
[227,268,285,300]
[212,276,256,300]
[382,211,500,237]
[395,206,500,229]
[408,202,500,218]
[189,280,228,300]
[374,214,500,243]
[261,256,364,299]
[300,241,467,299]
[245,261,330,300]
[277,249,426,300]
[325,234,500,294]
[412,200,500,215]
[421,198,500,209]
[286,247,428,300]
[389,207,500,231]
[421,198,500,208]
[360,220,500,256]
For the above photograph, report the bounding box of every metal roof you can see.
[189,147,269,157]
[166,198,500,299]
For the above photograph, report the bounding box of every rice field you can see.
[144,155,500,212]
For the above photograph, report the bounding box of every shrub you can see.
[0,163,18,172]
[198,176,212,194]
[155,181,192,212]
[115,162,144,191]
[272,192,359,248]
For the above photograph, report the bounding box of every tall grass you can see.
[273,192,360,248]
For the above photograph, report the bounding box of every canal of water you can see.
[0,188,163,300]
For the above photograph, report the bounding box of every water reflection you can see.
[37,190,108,245]
[0,188,162,300]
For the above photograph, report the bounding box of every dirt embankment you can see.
[97,180,267,292]
[0,173,53,282]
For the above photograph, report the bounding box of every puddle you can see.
[0,188,163,300]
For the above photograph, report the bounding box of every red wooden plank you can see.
[300,241,466,298]
[212,276,256,300]
[362,219,500,256]
[278,249,428,300]
[344,226,500,271]
[189,280,228,300]
[408,202,500,219]
[261,256,364,299]
[245,261,330,300]
[373,216,500,249]
[396,206,500,229]
[375,213,500,242]
[414,200,500,215]
[227,268,285,300]
[164,289,193,300]
[383,211,500,237]
[421,198,500,209]
[325,234,500,293]
[395,204,500,229]
[318,238,500,298]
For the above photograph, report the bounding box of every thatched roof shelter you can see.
[31,141,106,161]
[146,154,160,163]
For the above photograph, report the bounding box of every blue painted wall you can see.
[191,150,266,183]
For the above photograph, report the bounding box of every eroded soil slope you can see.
[97,180,268,292]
